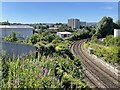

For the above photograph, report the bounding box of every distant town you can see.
[0,18,97,38]
[0,16,120,89]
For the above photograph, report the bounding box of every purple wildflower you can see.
[14,78,18,86]
[39,73,43,78]
[44,68,48,75]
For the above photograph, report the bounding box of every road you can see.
[70,40,120,89]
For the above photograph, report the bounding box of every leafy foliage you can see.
[30,31,58,44]
[85,35,120,64]
[103,35,120,46]
[90,35,120,47]
[2,32,19,42]
[96,16,114,38]
[30,33,40,44]
[0,21,10,25]
[67,29,95,41]
[1,30,90,89]
[1,53,90,89]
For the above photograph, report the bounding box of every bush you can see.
[84,42,120,63]
[2,32,19,42]
[96,16,114,38]
[1,53,89,89]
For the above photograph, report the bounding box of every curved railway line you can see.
[70,40,120,89]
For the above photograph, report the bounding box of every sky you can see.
[1,2,118,24]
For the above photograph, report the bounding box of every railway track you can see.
[70,40,120,89]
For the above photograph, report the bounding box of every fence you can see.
[0,40,35,58]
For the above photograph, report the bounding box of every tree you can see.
[91,35,98,43]
[30,33,40,44]
[1,21,10,25]
[10,32,18,41]
[2,32,18,42]
[114,20,120,29]
[103,35,115,46]
[96,16,114,38]
[113,22,120,29]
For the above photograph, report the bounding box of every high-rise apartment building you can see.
[68,18,80,29]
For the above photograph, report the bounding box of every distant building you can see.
[68,19,80,29]
[114,29,120,37]
[86,22,97,26]
[56,32,72,38]
[80,22,87,26]
[0,25,33,39]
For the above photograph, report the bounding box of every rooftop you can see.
[0,25,33,29]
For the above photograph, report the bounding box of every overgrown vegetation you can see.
[84,35,120,64]
[2,32,20,42]
[1,31,91,89]
[66,27,96,41]
[1,16,120,89]
[84,16,120,65]
[95,16,114,38]
[1,53,90,89]
[95,16,120,38]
